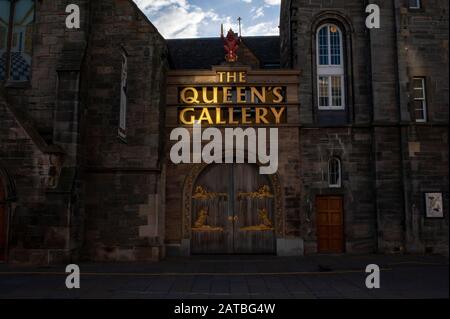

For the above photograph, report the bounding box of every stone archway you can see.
[181,163,284,255]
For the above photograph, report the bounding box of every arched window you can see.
[316,24,345,110]
[0,0,35,82]
[328,157,341,188]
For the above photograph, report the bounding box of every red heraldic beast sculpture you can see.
[221,24,241,63]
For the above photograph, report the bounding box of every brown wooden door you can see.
[0,181,6,262]
[316,196,344,253]
[191,164,275,254]
[191,165,232,254]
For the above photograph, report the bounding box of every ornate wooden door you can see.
[191,164,276,254]
[0,181,6,262]
[191,165,232,254]
[316,196,344,253]
[233,164,275,254]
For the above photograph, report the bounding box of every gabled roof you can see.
[167,36,280,70]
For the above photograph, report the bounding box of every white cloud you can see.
[134,0,189,12]
[251,7,264,19]
[133,0,280,39]
[244,21,279,36]
[264,0,281,6]
[134,0,220,38]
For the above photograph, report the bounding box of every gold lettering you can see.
[223,87,233,103]
[271,107,286,124]
[256,107,269,124]
[202,87,218,104]
[250,87,266,103]
[228,107,239,125]
[180,87,199,104]
[215,107,226,124]
[217,72,226,83]
[273,87,283,103]
[198,108,214,124]
[227,72,237,83]
[179,108,195,125]
[237,87,246,103]
[242,107,252,124]
[239,72,246,83]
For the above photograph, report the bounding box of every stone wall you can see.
[0,0,89,264]
[395,0,449,254]
[0,0,168,263]
[81,0,168,261]
[280,0,449,254]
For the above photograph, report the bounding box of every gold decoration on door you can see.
[192,208,223,232]
[238,185,273,199]
[192,186,228,200]
[240,208,274,231]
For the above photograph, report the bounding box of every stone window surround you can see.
[310,12,355,123]
[316,23,345,111]
[328,157,342,188]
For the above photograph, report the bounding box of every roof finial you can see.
[237,17,242,37]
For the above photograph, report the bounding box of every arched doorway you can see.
[0,177,7,262]
[190,163,276,254]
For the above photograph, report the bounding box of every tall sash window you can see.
[317,24,345,110]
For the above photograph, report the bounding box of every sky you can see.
[133,0,281,39]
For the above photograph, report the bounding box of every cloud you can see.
[134,0,220,38]
[251,7,264,19]
[133,0,280,39]
[264,0,281,6]
[244,21,279,36]
[153,6,218,38]
[134,0,189,12]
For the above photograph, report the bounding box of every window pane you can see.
[329,158,341,187]
[9,0,34,81]
[412,78,423,89]
[331,76,342,106]
[330,25,341,65]
[414,109,425,121]
[319,76,329,107]
[413,88,424,99]
[412,78,427,122]
[409,0,420,8]
[318,26,329,65]
[413,100,426,121]
[0,0,11,81]
[119,52,128,139]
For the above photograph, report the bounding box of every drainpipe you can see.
[392,0,408,253]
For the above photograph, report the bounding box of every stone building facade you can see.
[0,0,448,264]
[280,0,449,254]
[0,0,167,263]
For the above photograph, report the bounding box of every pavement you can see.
[0,254,448,299]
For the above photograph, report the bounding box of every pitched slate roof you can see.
[167,36,280,70]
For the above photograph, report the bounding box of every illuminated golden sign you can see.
[177,71,287,125]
